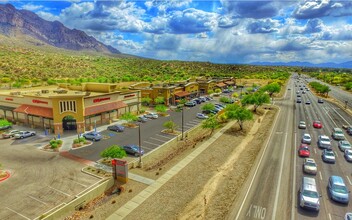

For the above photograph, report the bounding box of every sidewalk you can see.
[106,120,237,220]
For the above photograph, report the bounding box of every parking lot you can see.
[69,101,210,161]
[0,137,101,220]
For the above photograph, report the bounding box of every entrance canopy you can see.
[85,101,127,116]
[14,104,53,118]
[174,91,190,97]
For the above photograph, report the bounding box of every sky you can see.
[5,0,352,64]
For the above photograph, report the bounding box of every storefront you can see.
[0,84,141,134]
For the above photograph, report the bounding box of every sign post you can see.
[111,159,128,183]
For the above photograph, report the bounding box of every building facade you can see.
[0,83,141,134]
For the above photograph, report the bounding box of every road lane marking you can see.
[272,133,288,220]
[346,176,352,186]
[143,141,159,146]
[156,134,172,139]
[235,106,282,220]
[6,207,31,220]
[330,107,351,126]
[323,108,338,127]
[48,186,71,197]
[319,171,323,181]
[150,137,166,143]
[28,195,47,205]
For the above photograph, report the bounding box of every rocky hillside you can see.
[0,3,120,54]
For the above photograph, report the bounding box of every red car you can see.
[313,120,323,129]
[298,144,310,157]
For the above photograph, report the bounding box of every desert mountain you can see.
[0,3,120,54]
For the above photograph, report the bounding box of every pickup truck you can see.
[14,131,36,139]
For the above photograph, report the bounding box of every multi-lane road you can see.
[228,75,352,220]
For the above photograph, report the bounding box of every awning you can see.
[85,101,127,116]
[14,105,53,118]
[225,81,235,85]
[216,82,227,87]
[0,105,16,111]
[174,91,190,97]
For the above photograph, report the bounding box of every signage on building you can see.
[124,94,135,98]
[32,99,48,104]
[112,159,128,183]
[5,98,13,101]
[93,97,111,103]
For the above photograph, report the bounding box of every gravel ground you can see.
[65,106,277,220]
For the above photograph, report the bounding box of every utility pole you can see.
[182,107,184,140]
[138,123,142,167]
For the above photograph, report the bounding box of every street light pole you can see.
[181,107,184,140]
[138,123,142,167]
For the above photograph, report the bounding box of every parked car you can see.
[318,135,332,149]
[313,121,323,129]
[123,144,144,156]
[145,113,158,119]
[83,131,102,141]
[345,213,352,220]
[298,144,310,157]
[322,149,336,163]
[192,98,202,104]
[107,124,125,132]
[338,140,351,152]
[222,89,230,93]
[344,150,352,162]
[0,124,11,130]
[303,158,317,175]
[196,113,208,119]
[137,116,148,123]
[14,131,36,139]
[302,133,312,144]
[184,101,196,107]
[318,99,324,103]
[199,97,207,102]
[299,177,320,211]
[2,130,20,138]
[215,103,225,108]
[332,127,345,140]
[328,176,350,204]
[298,121,306,129]
[348,127,352,135]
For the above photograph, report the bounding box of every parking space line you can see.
[141,145,154,151]
[328,213,332,220]
[319,171,323,181]
[334,151,338,158]
[28,195,47,205]
[6,207,30,220]
[149,137,166,143]
[156,134,172,139]
[314,148,317,154]
[187,121,199,125]
[48,186,71,197]
[143,141,159,146]
[69,179,88,188]
[346,176,352,186]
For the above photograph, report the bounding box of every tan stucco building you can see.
[0,83,141,134]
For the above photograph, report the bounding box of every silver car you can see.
[299,177,320,211]
[339,140,351,152]
[322,149,336,163]
[299,121,306,129]
[303,158,317,175]
[302,133,312,144]
[318,135,331,149]
[332,128,345,140]
[344,150,352,162]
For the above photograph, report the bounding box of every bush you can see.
[73,139,80,144]
[57,139,63,145]
[100,145,127,158]
[79,137,86,143]
[51,142,58,149]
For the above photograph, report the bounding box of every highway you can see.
[227,75,352,220]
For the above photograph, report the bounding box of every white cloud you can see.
[21,3,44,11]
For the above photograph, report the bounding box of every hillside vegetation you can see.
[0,40,293,87]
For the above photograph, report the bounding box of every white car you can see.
[344,150,352,162]
[318,135,331,149]
[301,133,311,144]
[303,158,317,175]
[145,113,158,119]
[298,121,306,129]
[339,140,351,152]
[14,131,36,139]
[196,113,208,119]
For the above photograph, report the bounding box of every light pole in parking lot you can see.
[138,123,143,168]
[181,107,184,140]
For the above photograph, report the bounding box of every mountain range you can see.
[250,61,352,69]
[0,3,120,54]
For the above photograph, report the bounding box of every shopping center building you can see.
[0,83,141,134]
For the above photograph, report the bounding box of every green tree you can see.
[232,92,239,98]
[155,104,167,113]
[163,120,178,133]
[202,115,220,136]
[120,112,138,122]
[207,89,214,94]
[261,82,281,97]
[100,145,127,158]
[201,103,216,112]
[155,96,165,104]
[141,97,152,106]
[225,104,253,130]
[0,119,12,127]
[241,92,270,112]
[220,96,232,104]
[214,88,222,93]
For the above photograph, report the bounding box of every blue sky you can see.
[6,0,352,64]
